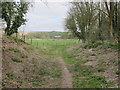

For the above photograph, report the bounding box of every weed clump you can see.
[8,48,20,52]
[84,41,103,48]
[7,36,24,42]
[21,54,28,58]
[6,72,14,80]
[11,57,22,62]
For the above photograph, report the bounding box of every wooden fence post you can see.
[31,38,32,44]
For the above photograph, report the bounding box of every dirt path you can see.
[57,56,72,88]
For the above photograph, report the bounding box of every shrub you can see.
[84,41,103,48]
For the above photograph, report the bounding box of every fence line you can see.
[26,39,78,47]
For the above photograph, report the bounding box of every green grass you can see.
[59,46,77,64]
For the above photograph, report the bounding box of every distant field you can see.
[26,39,78,47]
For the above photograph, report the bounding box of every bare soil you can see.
[57,56,72,88]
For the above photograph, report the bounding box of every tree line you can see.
[65,1,120,43]
[26,31,75,39]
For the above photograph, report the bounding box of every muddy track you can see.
[57,56,72,88]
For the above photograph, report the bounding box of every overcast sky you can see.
[20,2,70,32]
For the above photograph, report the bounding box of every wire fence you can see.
[26,39,79,47]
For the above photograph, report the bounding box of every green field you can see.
[26,39,78,59]
[26,39,77,47]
